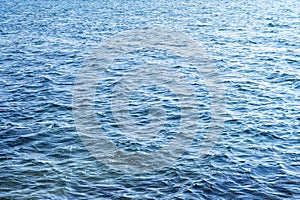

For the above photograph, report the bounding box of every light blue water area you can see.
[0,0,299,199]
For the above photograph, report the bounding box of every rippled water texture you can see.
[1,0,299,199]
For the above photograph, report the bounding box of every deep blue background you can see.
[0,0,299,199]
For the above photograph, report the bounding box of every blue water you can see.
[1,0,299,199]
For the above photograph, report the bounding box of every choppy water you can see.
[1,0,299,199]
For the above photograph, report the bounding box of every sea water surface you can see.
[1,0,299,199]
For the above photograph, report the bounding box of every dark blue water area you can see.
[1,0,299,199]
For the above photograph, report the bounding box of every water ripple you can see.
[1,0,299,199]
